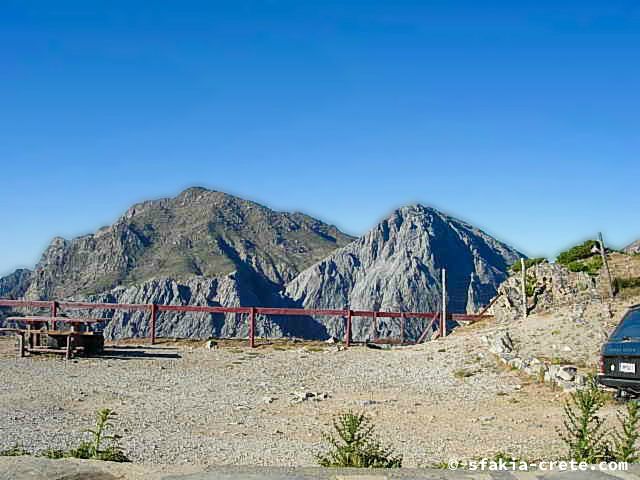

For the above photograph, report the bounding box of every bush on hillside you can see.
[614,277,640,291]
[566,256,603,276]
[557,240,600,266]
[510,258,547,273]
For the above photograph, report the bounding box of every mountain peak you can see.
[285,207,521,338]
[22,189,355,300]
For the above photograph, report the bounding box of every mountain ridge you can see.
[1,190,522,340]
[23,187,355,301]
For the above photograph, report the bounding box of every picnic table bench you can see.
[4,316,106,359]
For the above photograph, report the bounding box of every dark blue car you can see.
[599,305,640,398]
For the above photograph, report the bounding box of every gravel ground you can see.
[0,326,591,468]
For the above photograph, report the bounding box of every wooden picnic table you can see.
[4,316,106,359]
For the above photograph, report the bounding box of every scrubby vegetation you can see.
[0,408,129,462]
[557,240,600,265]
[612,400,640,462]
[556,240,604,276]
[558,377,640,463]
[525,273,537,298]
[510,257,547,273]
[67,408,129,462]
[614,277,640,292]
[558,377,612,462]
[0,444,28,456]
[316,411,402,468]
[566,256,603,276]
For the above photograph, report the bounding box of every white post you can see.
[521,258,527,319]
[441,268,447,338]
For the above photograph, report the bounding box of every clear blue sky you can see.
[1,1,639,276]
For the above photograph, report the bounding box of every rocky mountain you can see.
[625,240,640,255]
[1,194,524,341]
[0,269,32,299]
[284,205,522,340]
[0,268,32,324]
[22,187,354,301]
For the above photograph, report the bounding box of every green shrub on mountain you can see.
[510,257,547,273]
[566,256,603,276]
[557,240,599,266]
[556,240,604,276]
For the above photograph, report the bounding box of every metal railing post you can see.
[372,311,378,342]
[150,304,158,345]
[51,301,58,330]
[345,309,352,348]
[400,312,405,345]
[249,307,256,348]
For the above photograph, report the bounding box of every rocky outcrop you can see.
[482,330,589,392]
[24,187,354,300]
[624,240,640,255]
[491,262,600,321]
[285,205,521,340]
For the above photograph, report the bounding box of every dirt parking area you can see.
[0,325,614,468]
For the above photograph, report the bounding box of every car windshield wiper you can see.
[620,336,640,341]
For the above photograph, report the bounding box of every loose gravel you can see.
[0,326,578,467]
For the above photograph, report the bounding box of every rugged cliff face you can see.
[0,269,32,299]
[74,271,329,341]
[82,272,294,340]
[0,268,32,324]
[23,187,354,300]
[284,205,522,340]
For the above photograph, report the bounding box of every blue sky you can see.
[1,0,639,276]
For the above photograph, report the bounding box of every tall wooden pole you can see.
[598,232,615,299]
[521,258,527,319]
[441,268,447,338]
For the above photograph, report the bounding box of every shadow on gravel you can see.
[99,347,181,360]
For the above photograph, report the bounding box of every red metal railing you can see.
[0,298,491,347]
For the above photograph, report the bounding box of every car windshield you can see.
[611,310,640,340]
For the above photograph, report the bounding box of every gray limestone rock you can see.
[284,205,521,340]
